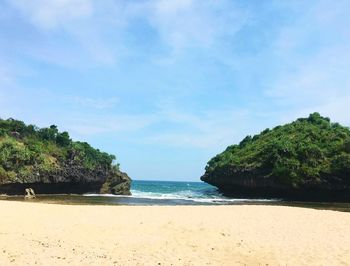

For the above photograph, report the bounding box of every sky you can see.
[0,0,349,181]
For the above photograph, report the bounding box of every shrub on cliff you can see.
[204,113,350,188]
[0,118,118,183]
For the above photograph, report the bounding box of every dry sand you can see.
[0,201,349,265]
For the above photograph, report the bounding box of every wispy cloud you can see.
[5,0,250,67]
[71,96,119,109]
[65,113,156,137]
[6,0,122,66]
[147,110,251,149]
[0,65,15,89]
[145,0,249,53]
[264,0,350,123]
[9,0,93,30]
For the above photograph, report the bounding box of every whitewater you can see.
[84,180,276,205]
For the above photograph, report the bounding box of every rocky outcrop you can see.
[100,170,131,195]
[201,113,350,202]
[0,118,132,196]
[200,166,350,201]
[24,188,36,199]
[0,164,131,196]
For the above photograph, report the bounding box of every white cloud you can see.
[7,0,120,66]
[9,0,93,30]
[50,98,260,149]
[146,0,250,55]
[71,96,119,109]
[65,113,156,138]
[265,0,350,126]
[5,0,250,66]
[142,102,258,149]
[0,65,14,89]
[266,46,350,104]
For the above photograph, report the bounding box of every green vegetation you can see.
[205,113,350,188]
[0,118,117,183]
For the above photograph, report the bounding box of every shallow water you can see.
[1,180,350,212]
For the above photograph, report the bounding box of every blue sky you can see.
[1,0,349,181]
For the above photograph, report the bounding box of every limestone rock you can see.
[24,188,36,199]
[100,169,131,195]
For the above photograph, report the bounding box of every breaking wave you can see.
[84,180,277,204]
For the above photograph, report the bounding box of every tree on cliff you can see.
[0,118,118,183]
[203,113,350,190]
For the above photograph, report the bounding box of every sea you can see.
[88,179,275,205]
[2,180,350,211]
[85,180,267,205]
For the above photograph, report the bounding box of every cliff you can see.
[201,113,350,201]
[0,118,131,195]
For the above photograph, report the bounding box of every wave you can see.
[84,189,277,204]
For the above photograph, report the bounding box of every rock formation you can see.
[201,113,350,201]
[24,188,36,199]
[100,170,132,195]
[0,118,132,195]
[0,164,131,195]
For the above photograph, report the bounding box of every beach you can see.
[0,201,349,265]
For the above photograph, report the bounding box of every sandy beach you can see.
[0,201,349,265]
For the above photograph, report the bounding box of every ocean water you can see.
[84,180,276,205]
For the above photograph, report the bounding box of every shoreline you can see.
[1,194,350,213]
[1,201,350,265]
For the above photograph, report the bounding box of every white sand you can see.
[0,201,349,265]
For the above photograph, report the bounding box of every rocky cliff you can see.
[201,113,350,201]
[0,163,131,195]
[0,118,131,195]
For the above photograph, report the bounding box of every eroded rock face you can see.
[200,165,350,201]
[0,164,132,196]
[201,113,350,202]
[0,118,132,196]
[100,170,132,195]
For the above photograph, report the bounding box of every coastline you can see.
[2,193,350,213]
[0,201,349,265]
